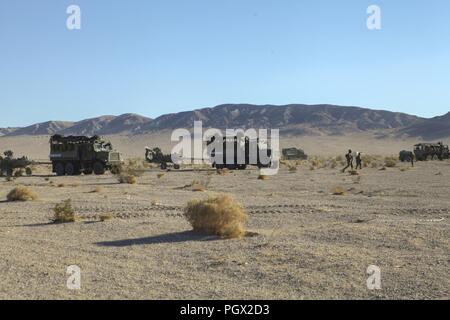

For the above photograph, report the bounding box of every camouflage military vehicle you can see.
[414,142,449,161]
[282,147,308,160]
[0,151,33,177]
[145,147,180,170]
[50,135,121,176]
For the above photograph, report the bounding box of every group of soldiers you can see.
[342,150,363,173]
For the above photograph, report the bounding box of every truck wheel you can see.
[55,163,65,176]
[93,162,105,175]
[25,167,32,176]
[65,163,75,176]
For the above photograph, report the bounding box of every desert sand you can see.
[0,148,448,299]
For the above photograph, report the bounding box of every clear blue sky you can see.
[0,0,449,127]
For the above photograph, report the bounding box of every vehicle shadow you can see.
[95,230,221,247]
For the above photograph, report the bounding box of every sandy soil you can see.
[0,158,448,300]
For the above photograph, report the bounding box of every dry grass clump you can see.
[287,162,298,173]
[331,186,346,195]
[258,174,269,180]
[7,186,38,202]
[157,173,165,179]
[216,168,229,175]
[91,186,104,193]
[118,174,137,184]
[384,156,398,168]
[52,199,77,223]
[115,159,145,184]
[190,176,211,191]
[348,170,359,176]
[99,213,113,222]
[183,194,247,238]
[57,183,65,188]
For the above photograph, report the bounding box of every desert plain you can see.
[0,134,449,300]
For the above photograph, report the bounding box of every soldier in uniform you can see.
[355,152,362,170]
[342,149,354,172]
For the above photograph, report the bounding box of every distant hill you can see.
[1,104,448,139]
[7,121,74,136]
[398,112,450,140]
[141,104,422,136]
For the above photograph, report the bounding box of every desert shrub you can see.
[118,174,137,184]
[7,186,38,201]
[99,213,113,222]
[332,186,346,195]
[115,159,145,184]
[183,194,247,238]
[52,199,77,223]
[216,168,229,175]
[91,186,104,193]
[384,156,397,168]
[287,162,297,173]
[258,174,268,180]
[349,170,359,176]
[157,173,165,179]
[191,176,211,191]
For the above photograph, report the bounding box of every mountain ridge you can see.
[1,104,449,139]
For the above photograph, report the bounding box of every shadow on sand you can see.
[95,230,222,247]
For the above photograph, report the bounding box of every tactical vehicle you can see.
[207,135,272,170]
[399,150,414,162]
[50,135,122,176]
[0,151,33,177]
[145,147,180,170]
[282,147,308,160]
[414,142,449,161]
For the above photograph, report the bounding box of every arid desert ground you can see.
[0,134,449,300]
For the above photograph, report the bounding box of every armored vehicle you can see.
[50,135,121,176]
[145,147,180,170]
[0,151,33,177]
[414,142,449,161]
[282,147,308,160]
[207,135,272,170]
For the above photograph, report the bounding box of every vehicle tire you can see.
[93,162,105,175]
[65,163,75,176]
[25,167,32,176]
[55,163,65,176]
[174,164,180,170]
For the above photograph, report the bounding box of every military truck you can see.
[207,135,272,170]
[145,147,180,170]
[50,135,121,176]
[414,142,449,161]
[0,151,33,177]
[282,147,308,160]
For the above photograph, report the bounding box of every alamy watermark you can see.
[66,5,81,30]
[66,265,81,290]
[170,121,280,175]
[367,5,381,30]
[366,265,382,290]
